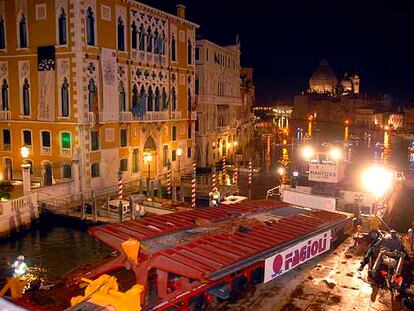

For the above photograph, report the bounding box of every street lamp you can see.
[329,148,341,161]
[302,146,314,161]
[362,166,393,199]
[20,146,31,194]
[144,152,152,194]
[177,147,182,174]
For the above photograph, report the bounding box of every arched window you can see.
[146,26,152,52]
[154,87,160,111]
[139,85,146,114]
[162,87,168,110]
[131,22,137,49]
[0,16,5,49]
[117,17,125,51]
[172,87,177,111]
[171,34,176,61]
[1,79,8,111]
[119,81,126,111]
[132,84,138,109]
[86,7,95,46]
[58,9,67,45]
[22,79,30,115]
[88,79,97,112]
[187,88,192,112]
[161,31,166,55]
[61,78,69,117]
[19,14,27,48]
[187,39,192,64]
[138,24,145,50]
[147,86,153,111]
[154,29,159,54]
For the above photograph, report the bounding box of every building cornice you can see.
[128,1,199,29]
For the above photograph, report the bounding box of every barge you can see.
[16,200,353,310]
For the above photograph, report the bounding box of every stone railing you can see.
[0,110,11,120]
[171,111,182,120]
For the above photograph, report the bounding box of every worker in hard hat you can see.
[11,255,28,278]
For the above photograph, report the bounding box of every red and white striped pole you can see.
[234,165,239,194]
[191,162,196,208]
[248,161,252,199]
[118,170,123,200]
[222,155,227,184]
[167,160,171,197]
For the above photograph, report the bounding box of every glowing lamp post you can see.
[329,148,341,162]
[302,146,314,161]
[144,153,152,195]
[20,146,31,194]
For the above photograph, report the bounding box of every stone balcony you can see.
[171,111,182,120]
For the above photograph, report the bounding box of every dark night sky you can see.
[142,0,414,104]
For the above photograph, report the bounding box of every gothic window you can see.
[154,87,160,111]
[146,26,152,52]
[162,87,168,110]
[88,79,97,112]
[22,79,30,115]
[171,34,177,61]
[154,29,161,54]
[1,79,8,111]
[139,86,146,112]
[161,31,166,55]
[187,88,192,112]
[86,7,95,46]
[172,87,177,111]
[147,86,153,111]
[58,9,67,45]
[61,78,69,117]
[132,84,138,109]
[19,14,28,48]
[138,24,145,50]
[117,17,125,51]
[119,81,126,111]
[0,16,5,49]
[187,39,192,64]
[131,22,137,49]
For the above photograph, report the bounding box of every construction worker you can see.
[11,255,28,278]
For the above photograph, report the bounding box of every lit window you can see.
[61,132,71,149]
[132,148,139,173]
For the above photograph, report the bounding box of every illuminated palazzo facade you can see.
[195,40,249,168]
[0,0,197,192]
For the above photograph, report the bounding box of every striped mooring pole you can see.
[222,155,227,182]
[191,162,197,208]
[234,165,239,194]
[248,161,252,199]
[211,166,216,191]
[118,170,123,200]
[166,160,172,197]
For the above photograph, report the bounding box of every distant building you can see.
[0,1,198,192]
[195,40,253,168]
[293,59,391,123]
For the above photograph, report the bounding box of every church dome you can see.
[309,59,338,94]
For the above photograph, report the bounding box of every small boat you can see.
[221,195,248,205]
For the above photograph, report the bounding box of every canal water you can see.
[0,120,413,287]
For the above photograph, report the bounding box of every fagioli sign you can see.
[264,230,331,283]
